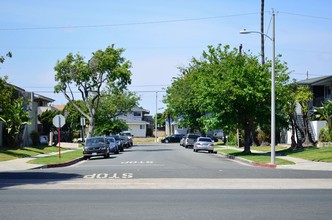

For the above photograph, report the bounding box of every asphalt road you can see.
[0,143,332,219]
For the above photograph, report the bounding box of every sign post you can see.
[52,114,66,159]
[80,117,86,143]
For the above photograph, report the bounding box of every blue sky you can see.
[1,0,332,115]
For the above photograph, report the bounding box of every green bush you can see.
[30,130,40,146]
[227,131,238,146]
[319,127,332,142]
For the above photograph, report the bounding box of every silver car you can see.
[184,134,200,148]
[193,137,214,153]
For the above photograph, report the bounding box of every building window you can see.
[140,125,145,130]
[133,112,141,117]
[324,86,331,99]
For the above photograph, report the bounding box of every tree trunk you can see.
[243,120,252,153]
[302,114,313,146]
[289,116,297,149]
[87,116,94,138]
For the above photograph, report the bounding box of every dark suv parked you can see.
[83,136,110,160]
[161,134,185,143]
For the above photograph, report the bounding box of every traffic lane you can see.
[1,189,331,220]
[69,143,332,179]
[1,143,332,184]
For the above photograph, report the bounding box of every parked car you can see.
[120,131,133,147]
[83,136,110,160]
[207,135,219,142]
[109,135,124,152]
[106,136,119,154]
[180,136,185,146]
[183,134,200,148]
[193,137,214,153]
[161,134,185,143]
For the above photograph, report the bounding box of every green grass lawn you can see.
[251,145,289,152]
[28,149,83,165]
[216,148,295,165]
[279,147,332,162]
[0,145,59,162]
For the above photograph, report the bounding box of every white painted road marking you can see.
[121,161,154,164]
[3,178,332,190]
[83,173,133,179]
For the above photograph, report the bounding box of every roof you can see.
[34,93,55,103]
[52,104,65,111]
[132,107,150,114]
[297,75,332,86]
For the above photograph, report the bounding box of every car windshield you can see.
[86,138,104,145]
[111,136,120,140]
[108,138,115,142]
[188,135,199,139]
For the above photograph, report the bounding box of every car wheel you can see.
[83,156,89,160]
[165,139,169,143]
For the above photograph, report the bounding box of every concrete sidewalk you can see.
[217,146,332,171]
[0,142,81,172]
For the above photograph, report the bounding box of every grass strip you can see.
[279,147,332,162]
[28,149,83,165]
[216,149,294,165]
[0,145,59,162]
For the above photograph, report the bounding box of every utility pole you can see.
[261,0,265,65]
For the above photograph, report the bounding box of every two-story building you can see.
[118,107,151,137]
[0,83,54,147]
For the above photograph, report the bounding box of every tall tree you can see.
[165,44,291,153]
[54,45,132,138]
[94,91,139,135]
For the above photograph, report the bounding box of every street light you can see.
[240,10,276,164]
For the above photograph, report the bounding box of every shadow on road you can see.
[0,171,82,189]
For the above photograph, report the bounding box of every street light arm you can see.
[240,29,272,41]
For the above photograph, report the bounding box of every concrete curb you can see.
[217,151,277,168]
[34,157,84,169]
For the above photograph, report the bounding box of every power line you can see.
[0,12,259,31]
[279,11,332,20]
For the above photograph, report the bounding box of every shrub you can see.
[319,127,332,142]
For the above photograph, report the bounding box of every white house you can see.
[118,107,150,137]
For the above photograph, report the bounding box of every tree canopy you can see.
[164,44,292,152]
[0,76,30,147]
[54,45,132,138]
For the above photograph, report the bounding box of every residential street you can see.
[0,143,332,219]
